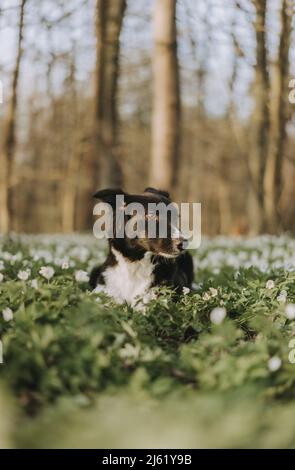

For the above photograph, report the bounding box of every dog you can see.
[90,187,194,308]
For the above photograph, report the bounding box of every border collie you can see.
[90,187,194,308]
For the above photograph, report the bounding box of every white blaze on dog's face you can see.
[93,187,187,258]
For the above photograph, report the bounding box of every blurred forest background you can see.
[0,0,294,236]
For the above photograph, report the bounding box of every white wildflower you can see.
[277,291,287,303]
[118,343,140,360]
[39,266,55,280]
[31,279,38,289]
[17,269,30,281]
[202,292,211,301]
[182,287,190,295]
[62,261,69,270]
[2,307,13,322]
[268,356,282,372]
[75,270,89,283]
[209,287,218,297]
[210,307,226,325]
[286,303,295,321]
[266,280,275,289]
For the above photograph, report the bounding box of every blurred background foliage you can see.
[0,0,294,235]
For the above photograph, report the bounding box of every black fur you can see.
[151,252,194,293]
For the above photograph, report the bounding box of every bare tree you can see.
[150,0,180,191]
[62,47,80,233]
[93,0,126,188]
[264,0,293,232]
[248,0,270,234]
[0,0,26,234]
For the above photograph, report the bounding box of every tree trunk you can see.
[264,0,292,232]
[94,0,126,189]
[62,50,81,233]
[150,0,180,192]
[0,0,26,234]
[62,148,81,233]
[248,0,270,234]
[218,173,232,235]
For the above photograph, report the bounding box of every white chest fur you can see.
[101,248,155,306]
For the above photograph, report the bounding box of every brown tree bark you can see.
[264,0,292,232]
[94,0,126,189]
[248,0,270,234]
[150,0,180,192]
[0,0,26,234]
[62,50,80,233]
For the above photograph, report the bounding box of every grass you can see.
[0,234,295,448]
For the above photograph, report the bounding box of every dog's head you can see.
[94,187,187,258]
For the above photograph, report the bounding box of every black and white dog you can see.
[90,187,194,308]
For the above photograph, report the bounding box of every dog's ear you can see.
[144,187,170,199]
[93,188,126,207]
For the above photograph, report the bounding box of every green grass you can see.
[0,234,295,448]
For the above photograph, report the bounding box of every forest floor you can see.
[1,234,295,448]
